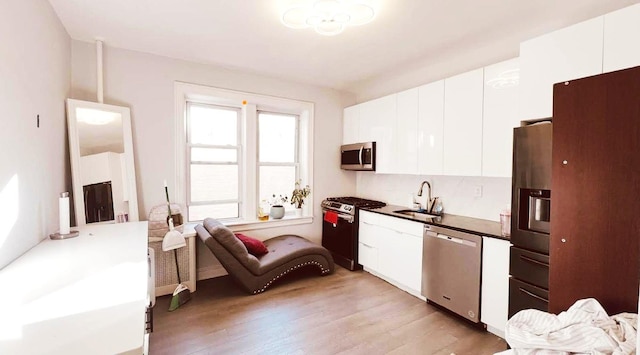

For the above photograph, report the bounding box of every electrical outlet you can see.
[473,185,483,198]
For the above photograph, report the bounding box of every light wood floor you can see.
[150,266,508,355]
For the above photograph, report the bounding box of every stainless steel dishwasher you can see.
[422,224,482,323]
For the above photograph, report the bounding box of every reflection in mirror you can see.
[67,99,139,226]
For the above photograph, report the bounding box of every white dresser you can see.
[0,221,149,355]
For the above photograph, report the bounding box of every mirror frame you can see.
[66,99,139,226]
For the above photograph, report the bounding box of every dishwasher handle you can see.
[424,231,477,247]
[425,230,438,238]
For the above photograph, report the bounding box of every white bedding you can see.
[497,298,637,355]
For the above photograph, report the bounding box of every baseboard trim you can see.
[197,265,227,281]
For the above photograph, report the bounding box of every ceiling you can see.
[47,0,639,93]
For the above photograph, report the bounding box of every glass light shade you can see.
[316,21,345,36]
[281,0,375,35]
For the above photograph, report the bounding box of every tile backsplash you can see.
[356,173,511,222]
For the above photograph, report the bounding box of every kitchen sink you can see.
[393,209,440,218]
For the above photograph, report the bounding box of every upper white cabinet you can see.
[603,3,640,73]
[395,88,419,174]
[417,80,445,175]
[481,237,511,338]
[519,17,604,120]
[482,58,520,177]
[342,104,360,144]
[359,94,397,174]
[443,68,484,176]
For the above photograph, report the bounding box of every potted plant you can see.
[290,180,311,217]
[269,194,288,219]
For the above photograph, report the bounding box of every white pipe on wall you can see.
[96,39,104,103]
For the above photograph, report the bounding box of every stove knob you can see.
[346,206,352,211]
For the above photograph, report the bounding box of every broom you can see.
[168,248,191,311]
[163,184,191,311]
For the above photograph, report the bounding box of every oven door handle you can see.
[358,146,363,166]
[323,210,354,224]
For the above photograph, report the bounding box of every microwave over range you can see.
[340,142,376,171]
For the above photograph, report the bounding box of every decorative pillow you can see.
[234,233,269,257]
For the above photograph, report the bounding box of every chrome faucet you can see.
[417,181,433,210]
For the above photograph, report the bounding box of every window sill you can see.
[186,215,314,232]
[226,216,313,232]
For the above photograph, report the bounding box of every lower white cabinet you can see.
[481,237,511,338]
[358,215,381,271]
[359,211,423,297]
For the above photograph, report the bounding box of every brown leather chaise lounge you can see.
[196,218,335,294]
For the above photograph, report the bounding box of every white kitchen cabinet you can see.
[359,211,423,297]
[378,228,423,292]
[359,94,397,174]
[443,68,484,176]
[395,88,419,174]
[358,211,381,271]
[343,104,360,144]
[603,3,640,73]
[519,16,604,120]
[81,151,122,186]
[482,58,520,177]
[417,80,445,175]
[481,237,511,338]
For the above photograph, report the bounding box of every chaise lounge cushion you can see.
[197,218,334,294]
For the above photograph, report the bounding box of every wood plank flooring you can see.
[150,266,508,355]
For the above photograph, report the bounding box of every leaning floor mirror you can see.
[67,99,139,226]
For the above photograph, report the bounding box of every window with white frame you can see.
[175,82,313,224]
[258,111,299,212]
[186,103,242,221]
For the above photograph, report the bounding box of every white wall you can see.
[357,173,511,222]
[0,0,71,269]
[70,41,357,276]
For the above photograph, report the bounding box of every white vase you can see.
[270,206,285,219]
[294,208,303,217]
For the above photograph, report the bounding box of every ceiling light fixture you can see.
[281,0,376,36]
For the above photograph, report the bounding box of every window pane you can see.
[189,105,237,145]
[259,166,296,211]
[259,113,296,163]
[191,147,237,163]
[189,203,238,221]
[190,164,238,201]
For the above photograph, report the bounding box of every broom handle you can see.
[164,186,172,218]
[173,248,182,284]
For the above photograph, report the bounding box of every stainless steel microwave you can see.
[341,142,376,171]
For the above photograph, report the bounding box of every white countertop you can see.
[0,221,148,355]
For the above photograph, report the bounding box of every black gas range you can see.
[321,196,386,270]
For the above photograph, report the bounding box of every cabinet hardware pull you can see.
[519,288,548,303]
[519,255,549,267]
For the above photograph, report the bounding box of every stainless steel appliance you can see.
[509,119,552,318]
[422,224,482,323]
[321,197,386,270]
[340,142,376,171]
